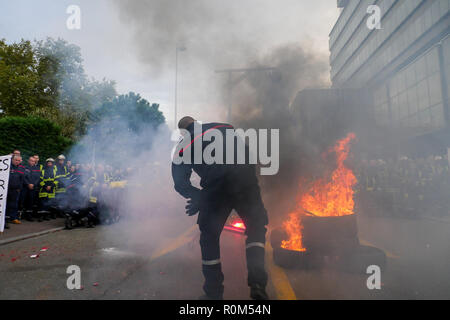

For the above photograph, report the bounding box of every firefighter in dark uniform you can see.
[17,155,27,216]
[172,116,269,300]
[54,154,69,214]
[5,155,25,227]
[38,158,58,221]
[86,164,110,225]
[66,164,88,212]
[22,156,41,221]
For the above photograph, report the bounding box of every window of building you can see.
[382,45,445,131]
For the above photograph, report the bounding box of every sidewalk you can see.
[0,219,65,245]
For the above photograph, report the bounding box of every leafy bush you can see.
[0,116,73,160]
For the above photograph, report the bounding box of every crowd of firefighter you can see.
[355,154,450,218]
[4,149,129,230]
[5,148,450,231]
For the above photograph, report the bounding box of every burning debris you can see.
[281,133,357,251]
[273,133,386,273]
[224,214,247,234]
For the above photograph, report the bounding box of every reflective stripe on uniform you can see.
[202,259,221,266]
[246,242,265,249]
[39,192,56,199]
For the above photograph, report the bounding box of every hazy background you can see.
[0,0,339,126]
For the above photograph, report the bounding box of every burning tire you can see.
[270,227,386,273]
[270,229,323,269]
[272,247,323,270]
[301,214,359,255]
[333,245,386,274]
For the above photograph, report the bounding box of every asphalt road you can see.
[0,214,449,300]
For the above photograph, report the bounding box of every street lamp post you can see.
[174,45,186,129]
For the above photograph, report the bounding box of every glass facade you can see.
[373,42,448,131]
[329,0,364,53]
[330,0,449,131]
[330,0,396,76]
[331,0,449,86]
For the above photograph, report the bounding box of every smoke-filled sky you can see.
[1,0,339,126]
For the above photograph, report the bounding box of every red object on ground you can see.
[224,220,246,234]
[93,282,99,287]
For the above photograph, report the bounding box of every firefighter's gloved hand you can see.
[185,198,200,216]
[185,190,203,216]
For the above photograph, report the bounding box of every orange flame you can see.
[281,212,306,252]
[281,133,357,252]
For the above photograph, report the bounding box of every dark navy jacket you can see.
[24,164,41,186]
[172,122,258,200]
[9,164,25,190]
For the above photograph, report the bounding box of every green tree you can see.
[34,38,117,139]
[0,38,117,140]
[79,92,166,162]
[0,116,73,160]
[93,92,165,132]
[0,39,53,116]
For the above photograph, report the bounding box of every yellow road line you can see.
[150,224,198,261]
[149,224,297,300]
[266,241,297,300]
[359,238,400,259]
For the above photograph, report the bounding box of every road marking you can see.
[359,238,400,259]
[149,224,297,300]
[150,224,197,261]
[266,241,297,300]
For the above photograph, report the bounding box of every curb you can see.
[0,227,65,246]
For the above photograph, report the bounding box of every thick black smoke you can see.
[112,0,335,121]
[111,0,333,224]
[229,44,330,224]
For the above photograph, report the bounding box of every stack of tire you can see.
[271,214,386,274]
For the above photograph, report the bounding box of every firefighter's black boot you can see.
[49,207,57,219]
[250,284,268,300]
[201,263,224,300]
[24,211,34,222]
